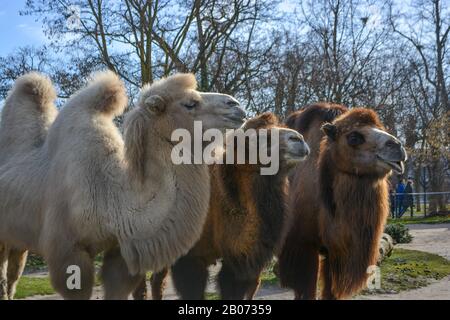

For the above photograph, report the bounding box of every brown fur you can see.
[286,102,347,133]
[279,104,395,299]
[145,113,308,300]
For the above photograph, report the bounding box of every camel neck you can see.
[333,172,388,220]
[117,125,211,274]
[322,168,389,259]
[221,164,289,250]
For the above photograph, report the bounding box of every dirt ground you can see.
[24,223,450,300]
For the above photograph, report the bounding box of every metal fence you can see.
[389,191,450,219]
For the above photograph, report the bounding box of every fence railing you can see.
[389,191,450,218]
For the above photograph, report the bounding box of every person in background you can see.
[389,186,396,218]
[395,178,406,218]
[401,178,414,218]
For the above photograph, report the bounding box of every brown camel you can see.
[278,103,407,300]
[138,113,310,300]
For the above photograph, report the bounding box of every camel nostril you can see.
[385,140,400,149]
[289,134,304,142]
[227,99,240,107]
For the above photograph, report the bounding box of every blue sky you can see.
[0,1,48,56]
[0,0,399,56]
[0,0,299,57]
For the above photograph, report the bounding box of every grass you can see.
[364,249,450,294]
[14,277,55,299]
[15,275,103,299]
[260,260,278,285]
[258,249,450,296]
[205,292,220,300]
[388,214,450,225]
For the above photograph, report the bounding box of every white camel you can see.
[0,71,245,299]
[0,73,58,299]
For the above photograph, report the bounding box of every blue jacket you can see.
[396,183,405,198]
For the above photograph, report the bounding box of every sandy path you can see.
[395,223,450,259]
[23,223,450,300]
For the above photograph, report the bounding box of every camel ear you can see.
[322,123,337,141]
[143,95,166,114]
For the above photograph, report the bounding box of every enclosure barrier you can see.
[389,191,450,219]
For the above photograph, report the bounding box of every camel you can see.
[141,112,310,300]
[0,71,245,299]
[278,103,407,299]
[0,73,58,299]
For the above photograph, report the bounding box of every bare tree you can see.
[0,46,51,99]
[23,0,275,94]
[389,0,450,211]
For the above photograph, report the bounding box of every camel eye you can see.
[182,100,199,110]
[347,131,365,146]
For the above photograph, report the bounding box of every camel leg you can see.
[132,275,148,300]
[294,247,319,300]
[218,261,261,300]
[47,246,95,300]
[278,240,319,300]
[171,254,208,300]
[149,268,169,300]
[0,244,8,300]
[245,276,261,300]
[7,249,27,300]
[101,247,144,300]
[320,256,336,300]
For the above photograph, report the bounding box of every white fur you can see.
[0,71,213,299]
[0,72,58,300]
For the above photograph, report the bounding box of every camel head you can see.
[137,73,245,134]
[321,108,407,177]
[124,73,245,182]
[228,112,310,174]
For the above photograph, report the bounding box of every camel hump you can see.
[78,71,128,116]
[286,103,348,134]
[0,72,58,151]
[5,72,57,112]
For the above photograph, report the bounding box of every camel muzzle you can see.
[377,140,407,174]
[285,132,310,162]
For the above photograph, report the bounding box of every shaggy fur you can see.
[0,71,243,299]
[279,103,404,299]
[285,102,347,134]
[0,72,57,155]
[145,113,309,300]
[0,72,58,299]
